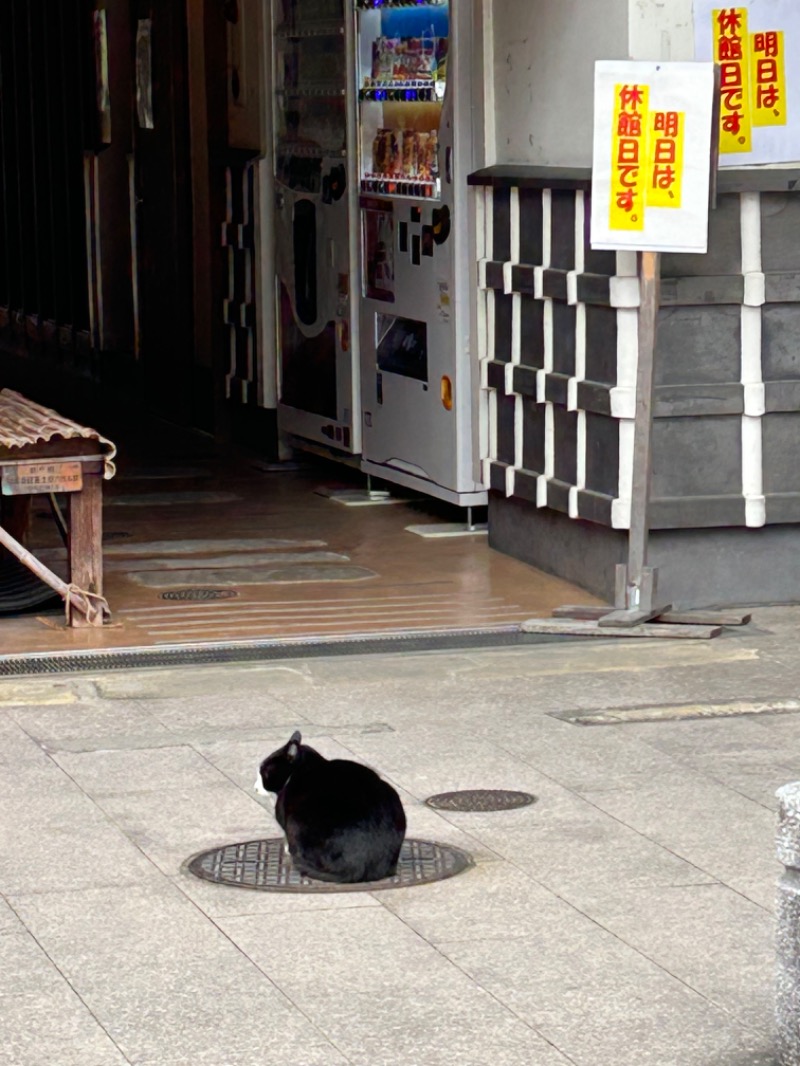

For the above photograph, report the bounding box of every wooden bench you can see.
[0,389,116,626]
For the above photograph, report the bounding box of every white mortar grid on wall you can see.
[508,188,524,479]
[476,187,491,482]
[610,249,640,529]
[538,189,553,509]
[242,166,255,387]
[570,190,587,519]
[740,191,766,528]
[483,187,498,477]
[224,165,235,399]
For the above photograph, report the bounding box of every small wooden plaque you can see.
[2,460,83,496]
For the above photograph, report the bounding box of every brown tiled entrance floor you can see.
[0,437,601,657]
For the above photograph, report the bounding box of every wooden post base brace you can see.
[523,564,752,640]
[598,564,671,628]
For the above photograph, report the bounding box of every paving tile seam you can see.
[152,712,317,753]
[3,879,161,901]
[375,904,582,1066]
[271,658,760,694]
[477,845,732,1000]
[185,737,296,814]
[191,904,356,1064]
[678,765,791,816]
[35,755,196,894]
[379,812,742,1025]
[2,896,136,1065]
[601,945,778,1043]
[489,739,721,869]
[491,738,778,914]
[442,751,776,996]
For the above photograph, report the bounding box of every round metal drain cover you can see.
[160,588,239,602]
[425,789,536,812]
[186,837,473,893]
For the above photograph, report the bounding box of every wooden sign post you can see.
[600,248,667,626]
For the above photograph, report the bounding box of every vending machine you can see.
[354,0,486,506]
[272,0,360,454]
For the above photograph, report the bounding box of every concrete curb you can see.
[777,782,800,1066]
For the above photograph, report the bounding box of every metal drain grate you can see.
[186,837,473,893]
[160,588,239,602]
[0,628,583,677]
[425,789,536,812]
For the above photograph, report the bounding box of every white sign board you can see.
[590,61,715,254]
[694,0,800,166]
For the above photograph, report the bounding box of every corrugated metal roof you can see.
[0,389,117,478]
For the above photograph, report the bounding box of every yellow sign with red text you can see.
[751,29,786,126]
[609,84,649,231]
[609,84,686,232]
[710,6,787,153]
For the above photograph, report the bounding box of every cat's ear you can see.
[286,730,302,761]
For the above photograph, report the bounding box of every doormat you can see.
[107,491,239,506]
[159,589,239,602]
[129,565,377,588]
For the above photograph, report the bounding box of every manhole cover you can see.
[425,789,536,812]
[160,588,239,602]
[186,837,473,893]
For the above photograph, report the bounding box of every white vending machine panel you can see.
[355,0,486,506]
[273,0,360,454]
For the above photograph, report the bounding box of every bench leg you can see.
[68,473,103,627]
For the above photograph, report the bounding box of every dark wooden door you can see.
[131,0,194,423]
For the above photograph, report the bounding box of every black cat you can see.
[255,730,406,883]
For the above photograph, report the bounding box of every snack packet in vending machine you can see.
[402,130,419,179]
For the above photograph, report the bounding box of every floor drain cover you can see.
[160,588,239,602]
[186,837,473,893]
[425,789,536,812]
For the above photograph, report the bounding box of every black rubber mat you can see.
[0,548,61,616]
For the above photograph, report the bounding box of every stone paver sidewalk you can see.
[3,607,799,1065]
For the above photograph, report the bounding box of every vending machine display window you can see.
[275,0,348,188]
[355,1,449,199]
